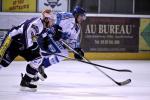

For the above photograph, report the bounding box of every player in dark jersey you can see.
[0,8,56,91]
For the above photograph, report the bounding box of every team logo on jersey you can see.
[44,0,62,9]
[31,25,39,33]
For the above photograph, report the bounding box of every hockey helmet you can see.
[41,8,55,27]
[42,8,55,21]
[72,6,86,16]
[72,6,86,21]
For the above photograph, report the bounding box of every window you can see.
[135,0,150,14]
[115,0,133,14]
[100,0,133,14]
[100,0,115,13]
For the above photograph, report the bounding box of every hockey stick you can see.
[60,40,131,86]
[51,53,131,73]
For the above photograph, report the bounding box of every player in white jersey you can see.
[36,6,86,81]
[0,8,56,91]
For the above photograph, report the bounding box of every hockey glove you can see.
[52,25,63,41]
[53,24,62,31]
[42,36,51,50]
[53,30,63,41]
[28,42,39,51]
[74,48,84,60]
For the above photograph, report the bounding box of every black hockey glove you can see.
[53,24,62,31]
[53,30,63,41]
[28,42,39,50]
[28,42,40,54]
[52,25,63,41]
[42,36,51,50]
[74,48,84,60]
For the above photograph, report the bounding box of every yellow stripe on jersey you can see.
[0,36,12,60]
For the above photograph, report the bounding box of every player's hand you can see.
[53,24,62,31]
[74,48,84,60]
[53,30,63,41]
[52,25,63,41]
[29,42,38,50]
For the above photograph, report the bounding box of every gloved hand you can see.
[28,42,39,51]
[53,29,63,41]
[52,24,63,41]
[27,42,40,55]
[42,36,50,50]
[74,48,84,60]
[53,24,62,31]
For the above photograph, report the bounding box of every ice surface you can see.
[0,60,150,100]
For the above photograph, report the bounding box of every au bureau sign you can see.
[81,17,140,52]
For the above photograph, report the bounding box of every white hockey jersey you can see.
[8,17,46,49]
[56,12,81,48]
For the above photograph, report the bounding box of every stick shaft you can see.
[53,53,131,72]
[60,40,130,86]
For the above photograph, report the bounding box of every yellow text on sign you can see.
[2,0,36,12]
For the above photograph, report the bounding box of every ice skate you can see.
[37,66,47,81]
[20,74,37,92]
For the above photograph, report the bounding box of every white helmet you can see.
[41,8,55,27]
[41,8,55,20]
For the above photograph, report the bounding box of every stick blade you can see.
[121,69,132,73]
[117,79,131,86]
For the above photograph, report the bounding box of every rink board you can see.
[15,52,150,60]
[0,13,150,60]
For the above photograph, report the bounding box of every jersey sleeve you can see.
[26,19,44,48]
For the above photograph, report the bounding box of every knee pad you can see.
[26,64,38,76]
[42,55,59,68]
[47,55,61,65]
[29,57,43,69]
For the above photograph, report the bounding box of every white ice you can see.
[0,60,150,100]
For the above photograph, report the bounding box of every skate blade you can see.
[20,86,37,92]
[30,81,38,85]
[37,73,45,81]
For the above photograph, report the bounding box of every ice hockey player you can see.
[36,6,86,81]
[0,8,57,91]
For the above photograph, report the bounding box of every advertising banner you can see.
[139,18,150,51]
[2,0,36,12]
[81,17,140,52]
[38,0,68,12]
